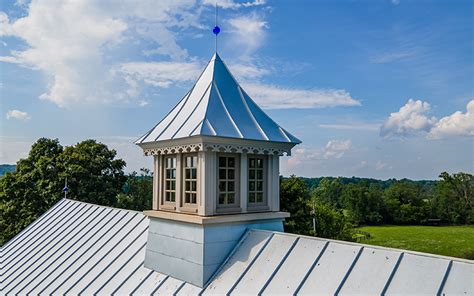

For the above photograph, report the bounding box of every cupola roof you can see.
[136,53,301,144]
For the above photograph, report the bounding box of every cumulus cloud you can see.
[6,109,31,121]
[428,100,474,139]
[203,0,266,9]
[380,99,436,138]
[381,99,474,139]
[120,61,202,88]
[243,83,360,109]
[228,13,268,55]
[0,0,202,107]
[287,139,352,167]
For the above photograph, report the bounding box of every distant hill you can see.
[0,164,16,176]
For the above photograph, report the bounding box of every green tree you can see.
[280,175,312,235]
[0,138,127,245]
[60,139,126,206]
[383,181,430,224]
[433,172,474,224]
[311,202,354,241]
[117,168,153,211]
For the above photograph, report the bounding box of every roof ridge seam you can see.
[213,81,243,138]
[155,89,194,141]
[237,86,269,141]
[171,82,212,139]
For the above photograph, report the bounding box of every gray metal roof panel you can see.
[136,53,301,144]
[1,199,472,296]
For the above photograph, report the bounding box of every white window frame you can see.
[216,153,240,212]
[162,154,177,210]
[247,155,268,210]
[181,153,199,212]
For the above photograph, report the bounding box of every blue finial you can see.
[213,26,220,35]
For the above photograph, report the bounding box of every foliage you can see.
[0,138,127,245]
[311,202,354,241]
[360,225,474,259]
[116,168,153,211]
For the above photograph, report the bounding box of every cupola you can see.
[136,53,300,287]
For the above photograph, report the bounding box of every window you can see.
[164,156,176,203]
[218,155,238,207]
[183,155,198,205]
[248,156,265,204]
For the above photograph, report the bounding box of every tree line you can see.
[0,138,472,245]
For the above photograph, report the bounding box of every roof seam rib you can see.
[227,232,275,295]
[258,237,300,295]
[334,246,364,295]
[204,119,217,136]
[238,86,269,141]
[25,208,116,294]
[381,252,405,296]
[213,81,244,138]
[436,260,453,296]
[60,214,144,294]
[1,199,67,252]
[171,82,212,139]
[36,210,126,294]
[154,90,193,142]
[129,269,154,295]
[2,201,85,275]
[151,275,170,294]
[137,90,191,144]
[5,204,97,294]
[2,199,69,257]
[76,226,148,295]
[278,127,291,143]
[294,241,330,295]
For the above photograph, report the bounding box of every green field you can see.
[359,225,474,259]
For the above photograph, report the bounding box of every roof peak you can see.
[136,53,301,145]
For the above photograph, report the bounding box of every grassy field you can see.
[358,225,474,259]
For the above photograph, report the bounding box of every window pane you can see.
[193,156,198,166]
[256,170,263,180]
[171,192,176,202]
[228,169,235,180]
[191,193,197,203]
[228,181,235,192]
[249,181,255,191]
[249,170,255,179]
[185,193,190,203]
[191,181,197,191]
[257,181,263,191]
[219,194,226,204]
[219,169,226,179]
[171,180,176,190]
[228,193,235,204]
[166,181,171,190]
[228,157,235,167]
[185,181,190,191]
[191,169,197,179]
[256,192,263,203]
[249,158,255,168]
[172,158,176,167]
[219,181,226,192]
[257,158,263,168]
[249,192,255,203]
[185,169,191,179]
[171,169,176,179]
[219,157,226,167]
[166,170,171,179]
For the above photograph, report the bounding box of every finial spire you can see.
[212,2,220,52]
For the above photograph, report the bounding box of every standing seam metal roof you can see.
[1,199,472,295]
[136,53,301,145]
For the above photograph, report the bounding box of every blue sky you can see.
[0,0,473,179]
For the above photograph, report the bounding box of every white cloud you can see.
[428,100,474,139]
[243,83,361,109]
[380,99,436,139]
[228,13,267,55]
[287,139,352,168]
[6,109,31,121]
[203,0,266,9]
[381,99,474,139]
[319,123,379,131]
[323,139,352,159]
[0,0,202,108]
[120,61,202,88]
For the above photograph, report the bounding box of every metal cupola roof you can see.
[135,53,301,145]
